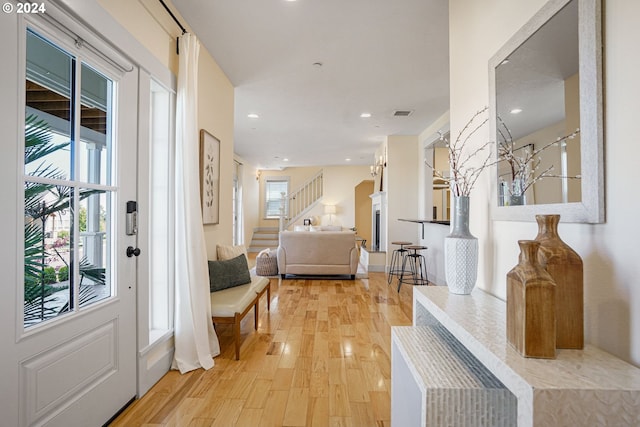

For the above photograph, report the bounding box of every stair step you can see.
[248,246,278,253]
[252,233,279,240]
[253,227,279,233]
[250,238,279,246]
[248,227,280,253]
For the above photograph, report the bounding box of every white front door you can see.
[0,12,137,427]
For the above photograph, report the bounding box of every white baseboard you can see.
[138,337,174,397]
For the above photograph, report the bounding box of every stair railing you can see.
[278,169,324,230]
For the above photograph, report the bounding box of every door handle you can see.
[126,246,141,257]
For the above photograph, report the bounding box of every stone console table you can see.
[391,286,640,426]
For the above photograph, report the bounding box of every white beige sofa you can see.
[276,231,358,279]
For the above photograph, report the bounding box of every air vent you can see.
[393,110,413,117]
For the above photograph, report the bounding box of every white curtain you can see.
[171,33,220,373]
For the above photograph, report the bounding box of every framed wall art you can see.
[200,129,220,224]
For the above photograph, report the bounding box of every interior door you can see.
[0,15,138,427]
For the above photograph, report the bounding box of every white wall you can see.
[99,0,235,259]
[321,165,371,228]
[450,0,640,366]
[237,156,261,247]
[386,135,420,265]
[417,112,450,285]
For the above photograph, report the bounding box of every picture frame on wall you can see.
[200,129,220,224]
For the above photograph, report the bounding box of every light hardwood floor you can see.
[110,270,414,427]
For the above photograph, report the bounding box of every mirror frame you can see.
[489,0,604,223]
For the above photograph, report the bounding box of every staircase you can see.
[282,169,324,229]
[247,227,279,253]
[248,170,324,252]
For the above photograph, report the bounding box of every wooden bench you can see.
[210,274,271,360]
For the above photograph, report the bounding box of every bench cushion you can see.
[210,274,270,317]
[249,275,270,294]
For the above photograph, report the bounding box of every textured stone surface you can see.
[393,326,517,426]
[413,286,640,426]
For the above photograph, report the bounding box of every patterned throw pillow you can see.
[208,254,251,292]
[216,244,248,261]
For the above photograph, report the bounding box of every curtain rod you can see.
[158,0,187,54]
[158,0,187,34]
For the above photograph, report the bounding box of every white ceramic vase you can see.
[444,196,478,295]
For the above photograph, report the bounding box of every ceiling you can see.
[172,0,450,169]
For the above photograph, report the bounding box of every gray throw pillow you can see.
[208,254,251,292]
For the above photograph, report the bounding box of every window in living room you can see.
[264,177,289,218]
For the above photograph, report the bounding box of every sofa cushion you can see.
[322,225,342,231]
[208,254,251,292]
[216,244,248,261]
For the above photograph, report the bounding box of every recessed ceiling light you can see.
[345,158,351,162]
[360,112,372,118]
[247,113,259,119]
[283,158,289,162]
[312,62,323,68]
[510,108,522,114]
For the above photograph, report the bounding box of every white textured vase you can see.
[445,196,478,295]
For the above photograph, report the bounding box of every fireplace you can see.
[370,191,386,253]
[374,209,381,251]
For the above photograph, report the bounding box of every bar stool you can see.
[397,245,429,292]
[387,241,413,285]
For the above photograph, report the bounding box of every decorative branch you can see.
[497,116,581,197]
[425,109,582,202]
[428,107,496,197]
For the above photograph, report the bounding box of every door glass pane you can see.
[23,29,116,329]
[24,184,73,327]
[78,191,111,307]
[79,63,111,185]
[25,30,73,179]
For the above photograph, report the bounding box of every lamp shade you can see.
[324,205,336,214]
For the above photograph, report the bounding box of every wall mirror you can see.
[423,125,452,223]
[430,134,451,222]
[489,0,604,223]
